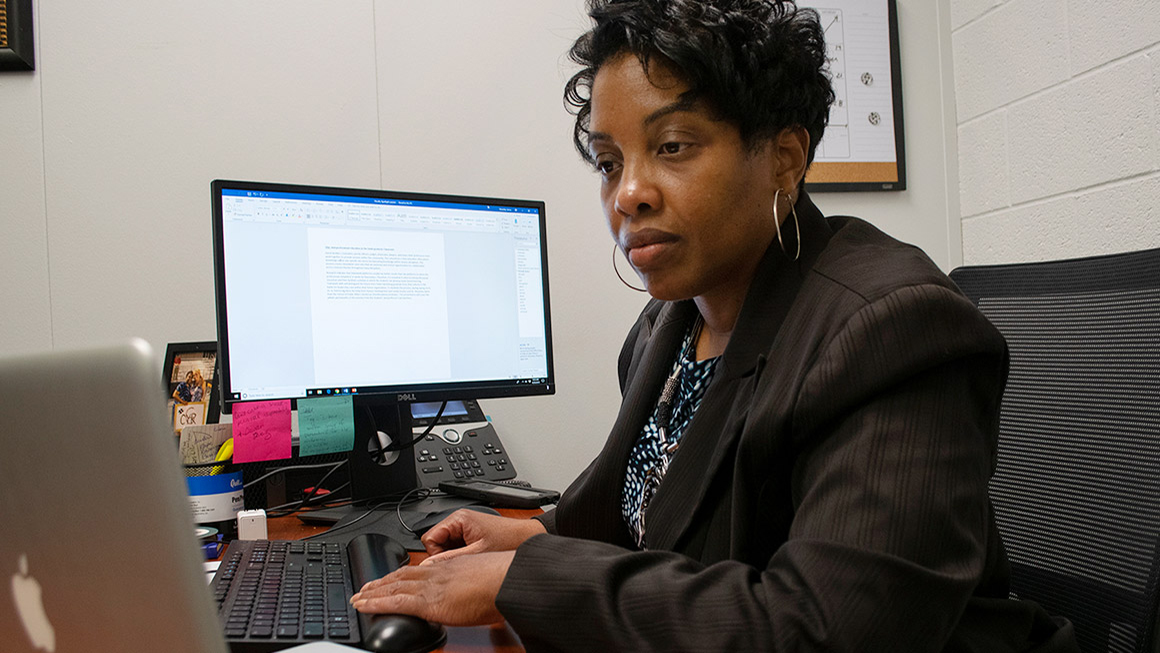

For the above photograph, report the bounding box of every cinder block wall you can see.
[952,0,1160,264]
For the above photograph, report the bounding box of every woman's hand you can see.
[351,550,516,626]
[421,510,546,563]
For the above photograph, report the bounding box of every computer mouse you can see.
[361,613,447,653]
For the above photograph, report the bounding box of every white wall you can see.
[1,0,957,490]
[952,0,1160,264]
[0,53,50,356]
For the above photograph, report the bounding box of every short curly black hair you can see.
[565,0,834,168]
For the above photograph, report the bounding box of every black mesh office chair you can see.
[950,248,1160,653]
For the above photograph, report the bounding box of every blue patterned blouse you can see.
[621,321,719,548]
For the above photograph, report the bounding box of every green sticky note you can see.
[297,395,355,456]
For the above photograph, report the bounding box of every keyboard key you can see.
[327,584,347,611]
[303,623,324,638]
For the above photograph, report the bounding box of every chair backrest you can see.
[950,249,1160,653]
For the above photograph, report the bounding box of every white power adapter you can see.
[237,509,268,540]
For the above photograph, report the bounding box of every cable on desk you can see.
[264,481,352,518]
[253,460,350,519]
[287,461,347,510]
[396,486,433,535]
[368,401,448,461]
[300,487,433,541]
[240,460,348,490]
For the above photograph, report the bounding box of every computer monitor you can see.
[210,179,554,500]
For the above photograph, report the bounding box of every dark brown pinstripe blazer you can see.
[496,194,1078,653]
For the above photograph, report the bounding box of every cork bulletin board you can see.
[802,0,905,192]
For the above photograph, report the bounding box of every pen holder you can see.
[183,460,243,541]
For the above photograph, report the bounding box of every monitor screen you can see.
[211,180,554,411]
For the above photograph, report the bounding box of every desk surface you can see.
[265,508,542,653]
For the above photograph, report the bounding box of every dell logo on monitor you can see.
[397,393,417,402]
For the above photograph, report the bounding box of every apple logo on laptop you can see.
[11,554,55,652]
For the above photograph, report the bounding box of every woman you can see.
[172,370,197,404]
[190,368,206,402]
[353,1,1079,650]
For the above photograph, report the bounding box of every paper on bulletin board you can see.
[297,395,355,456]
[179,423,233,465]
[801,0,905,190]
[232,400,292,463]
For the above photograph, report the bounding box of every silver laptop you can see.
[0,340,227,653]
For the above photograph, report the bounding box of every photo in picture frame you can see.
[0,0,35,71]
[163,341,221,435]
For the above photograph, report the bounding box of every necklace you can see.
[634,315,705,547]
[654,314,704,442]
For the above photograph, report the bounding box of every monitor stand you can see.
[347,399,418,503]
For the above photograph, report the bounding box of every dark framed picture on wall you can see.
[163,341,221,436]
[0,0,35,71]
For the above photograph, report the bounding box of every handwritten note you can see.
[231,400,292,463]
[179,423,233,465]
[174,401,208,433]
[297,395,355,457]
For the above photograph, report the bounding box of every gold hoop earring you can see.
[612,243,647,292]
[773,188,802,262]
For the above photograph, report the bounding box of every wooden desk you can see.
[264,509,542,653]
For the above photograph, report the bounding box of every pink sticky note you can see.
[231,400,292,463]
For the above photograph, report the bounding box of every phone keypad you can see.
[413,423,516,486]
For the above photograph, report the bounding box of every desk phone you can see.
[409,400,517,487]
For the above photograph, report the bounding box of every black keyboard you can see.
[210,533,445,653]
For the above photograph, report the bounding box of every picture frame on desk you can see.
[0,0,35,71]
[163,341,221,435]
